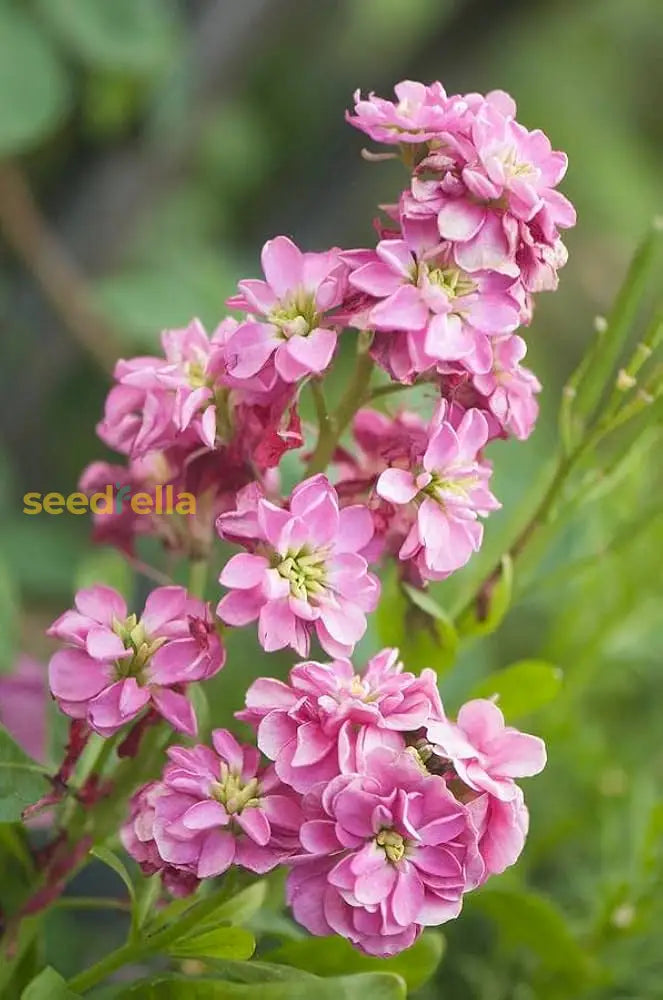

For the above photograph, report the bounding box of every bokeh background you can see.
[1,1,662,997]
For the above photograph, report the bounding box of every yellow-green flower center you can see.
[376,829,406,864]
[270,291,319,339]
[276,548,328,601]
[211,765,261,815]
[111,615,166,684]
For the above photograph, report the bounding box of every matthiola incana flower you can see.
[376,402,500,580]
[122,729,301,885]
[349,231,521,380]
[237,647,442,792]
[217,475,379,657]
[224,237,349,382]
[350,81,575,302]
[436,333,541,441]
[48,586,224,737]
[425,698,547,801]
[287,746,483,956]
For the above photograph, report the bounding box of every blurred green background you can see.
[1,1,662,997]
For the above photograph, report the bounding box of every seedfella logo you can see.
[23,484,196,516]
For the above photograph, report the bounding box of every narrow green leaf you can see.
[120,972,406,999]
[468,660,563,719]
[91,847,135,907]
[21,966,80,999]
[565,219,663,448]
[0,724,50,822]
[209,881,267,926]
[376,566,458,673]
[0,8,69,154]
[168,926,255,961]
[456,555,513,638]
[267,931,444,993]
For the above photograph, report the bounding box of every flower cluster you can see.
[38,79,565,959]
[123,650,545,956]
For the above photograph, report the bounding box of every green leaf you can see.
[36,0,180,74]
[564,219,663,449]
[202,961,315,985]
[468,660,563,719]
[469,888,591,985]
[120,972,406,999]
[266,931,444,993]
[376,566,458,674]
[22,966,80,999]
[455,555,514,638]
[76,548,132,600]
[0,724,50,822]
[90,847,135,907]
[210,881,268,926]
[167,926,255,961]
[0,8,69,155]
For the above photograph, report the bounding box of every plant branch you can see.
[305,336,374,476]
[0,162,121,372]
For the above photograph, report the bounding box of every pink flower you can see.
[467,785,529,879]
[225,237,348,382]
[0,655,47,762]
[122,729,302,882]
[349,231,520,381]
[287,746,483,956]
[346,80,469,145]
[425,699,546,802]
[217,475,380,657]
[237,648,443,792]
[48,586,225,737]
[376,403,500,580]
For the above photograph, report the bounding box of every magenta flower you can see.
[48,586,225,737]
[225,237,348,382]
[287,746,483,956]
[376,403,500,580]
[217,475,380,657]
[237,648,442,793]
[425,699,546,801]
[122,729,301,881]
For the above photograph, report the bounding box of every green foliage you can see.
[35,0,180,74]
[0,6,69,155]
[266,931,444,993]
[167,926,255,962]
[377,566,458,673]
[21,967,79,999]
[0,557,18,673]
[468,888,594,993]
[468,660,563,719]
[118,972,406,1000]
[455,556,514,639]
[0,725,49,822]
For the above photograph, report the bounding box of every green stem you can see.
[306,337,374,476]
[67,881,244,993]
